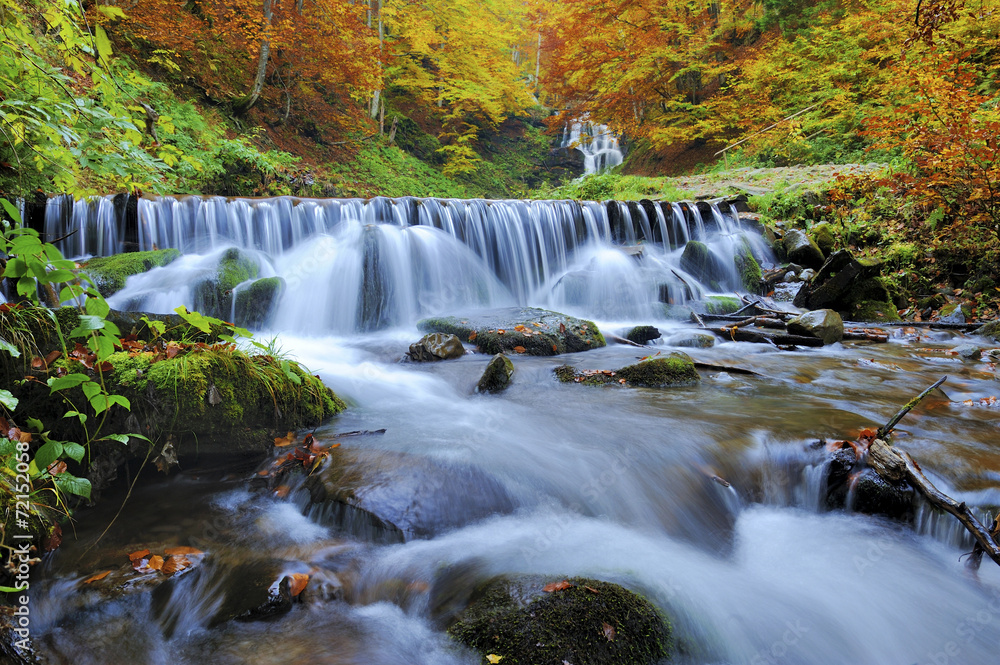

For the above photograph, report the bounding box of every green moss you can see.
[809,222,836,256]
[82,249,181,297]
[234,277,284,329]
[448,575,672,665]
[194,248,261,320]
[616,354,700,387]
[848,300,901,322]
[477,353,514,393]
[734,238,762,293]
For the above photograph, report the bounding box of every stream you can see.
[20,195,1000,664]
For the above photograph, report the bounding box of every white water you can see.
[562,119,624,175]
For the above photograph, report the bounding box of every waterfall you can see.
[561,119,624,175]
[43,194,771,333]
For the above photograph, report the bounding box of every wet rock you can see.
[799,268,816,282]
[974,320,1000,342]
[782,229,824,269]
[680,240,729,290]
[786,309,843,345]
[476,353,514,393]
[193,248,261,320]
[408,333,466,361]
[696,295,742,315]
[939,303,971,324]
[447,575,673,665]
[304,448,515,541]
[809,222,836,257]
[953,344,982,360]
[851,468,915,520]
[417,307,605,356]
[625,325,661,345]
[734,237,762,293]
[825,445,859,509]
[793,249,898,322]
[660,304,694,321]
[82,248,181,297]
[665,331,715,348]
[0,613,41,665]
[556,352,699,388]
[234,277,284,329]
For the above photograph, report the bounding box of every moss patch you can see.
[448,575,672,665]
[82,249,181,297]
[555,353,699,388]
[234,277,284,329]
[194,248,261,320]
[735,238,762,293]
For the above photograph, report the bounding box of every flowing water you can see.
[23,195,1000,665]
[561,120,624,175]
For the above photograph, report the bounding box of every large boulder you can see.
[476,353,514,393]
[679,240,729,290]
[974,320,1000,342]
[447,575,673,665]
[82,249,181,297]
[193,248,260,321]
[417,308,605,356]
[234,276,284,329]
[793,249,898,321]
[786,309,844,345]
[408,333,466,361]
[782,229,825,269]
[624,325,661,345]
[809,222,836,257]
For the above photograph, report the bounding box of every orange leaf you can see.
[128,549,150,563]
[161,555,192,576]
[468,331,478,341]
[514,324,526,331]
[274,485,290,498]
[82,570,111,584]
[274,431,296,447]
[543,580,574,592]
[584,586,600,594]
[288,573,310,597]
[163,546,204,556]
[513,346,526,353]
[47,460,68,475]
[147,555,164,571]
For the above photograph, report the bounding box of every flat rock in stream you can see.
[555,352,700,388]
[417,307,606,356]
[304,448,515,541]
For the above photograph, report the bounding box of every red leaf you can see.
[543,580,574,592]
[82,570,111,584]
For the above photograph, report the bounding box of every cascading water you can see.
[23,193,1000,664]
[561,119,624,175]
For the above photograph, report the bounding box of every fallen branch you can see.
[708,326,825,347]
[877,375,947,439]
[609,334,647,348]
[843,328,889,342]
[693,362,762,376]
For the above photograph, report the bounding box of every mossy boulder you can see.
[786,309,844,345]
[624,325,661,345]
[848,300,901,322]
[408,333,466,361]
[782,229,824,269]
[82,249,181,297]
[555,352,699,388]
[734,238,762,293]
[447,575,672,665]
[696,295,742,315]
[679,240,728,290]
[417,308,605,356]
[477,353,514,393]
[809,222,836,257]
[234,277,284,329]
[939,302,972,324]
[974,320,1000,342]
[193,248,261,321]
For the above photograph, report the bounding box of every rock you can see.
[799,268,816,282]
[625,325,661,345]
[417,307,605,356]
[660,304,694,321]
[851,468,915,520]
[556,352,699,388]
[953,344,982,360]
[695,295,742,315]
[939,303,970,324]
[679,240,729,290]
[408,333,466,361]
[809,222,836,257]
[476,353,514,393]
[734,237,762,293]
[782,229,825,269]
[974,320,1000,342]
[193,248,261,320]
[447,575,672,665]
[82,249,181,297]
[234,277,284,329]
[304,448,515,541]
[793,249,896,322]
[665,331,715,348]
[786,309,844,344]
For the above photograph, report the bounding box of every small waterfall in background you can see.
[40,193,770,333]
[561,118,624,175]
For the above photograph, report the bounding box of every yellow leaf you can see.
[486,656,503,664]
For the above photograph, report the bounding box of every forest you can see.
[2,1,1000,663]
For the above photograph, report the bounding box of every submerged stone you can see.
[408,333,466,361]
[417,307,605,356]
[624,325,661,345]
[447,575,672,665]
[477,353,514,393]
[679,240,728,290]
[82,248,181,297]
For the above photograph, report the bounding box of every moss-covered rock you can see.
[448,575,672,665]
[734,237,762,293]
[234,277,284,329]
[697,295,742,315]
[939,302,972,324]
[82,249,181,297]
[782,228,824,269]
[809,222,836,257]
[193,248,261,321]
[624,325,661,345]
[974,320,1000,342]
[786,309,844,344]
[679,240,728,290]
[477,353,514,393]
[408,333,466,361]
[555,352,699,388]
[417,308,605,356]
[848,300,901,322]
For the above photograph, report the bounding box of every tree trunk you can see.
[369,0,383,120]
[234,0,274,115]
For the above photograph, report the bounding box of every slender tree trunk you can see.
[369,0,384,121]
[234,0,274,115]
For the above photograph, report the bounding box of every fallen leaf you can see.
[603,621,616,642]
[469,331,478,341]
[147,555,164,571]
[514,324,526,331]
[584,586,600,594]
[47,460,67,475]
[288,573,310,596]
[82,570,111,584]
[543,580,574,592]
[486,656,503,664]
[513,346,526,354]
[274,485,290,498]
[161,555,192,576]
[128,549,151,563]
[31,356,44,370]
[274,431,296,447]
[163,546,204,556]
[532,322,543,328]
[497,329,506,335]
[559,323,566,333]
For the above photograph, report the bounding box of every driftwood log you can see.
[868,376,1000,570]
